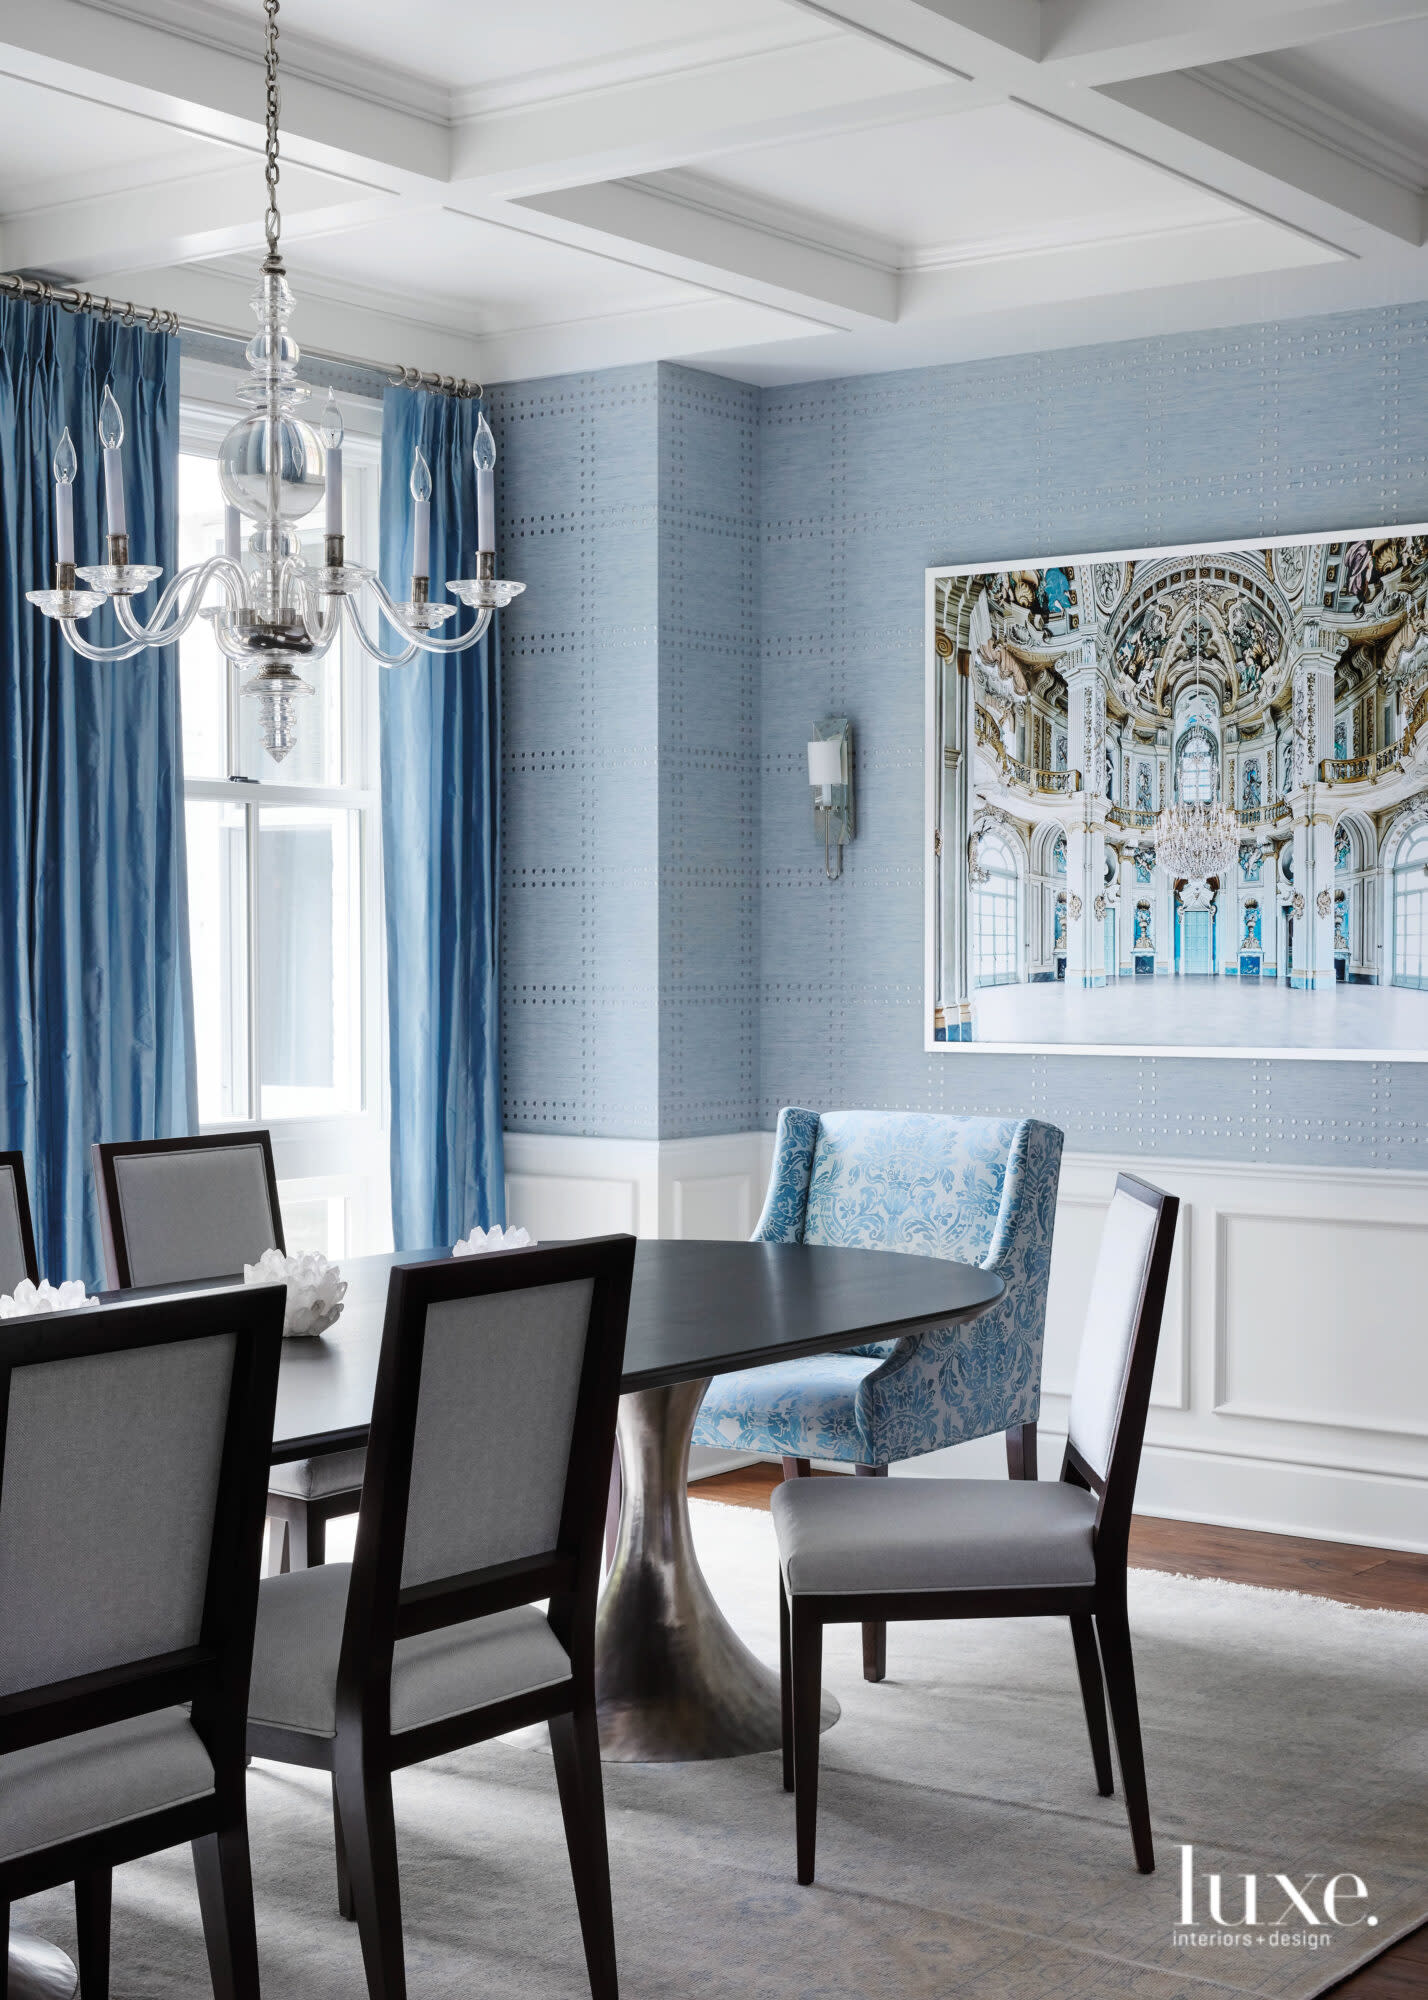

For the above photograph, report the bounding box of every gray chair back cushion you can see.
[0,1166,29,1295]
[1065,1188,1160,1483]
[0,1332,236,1694]
[112,1145,278,1285]
[401,1278,595,1589]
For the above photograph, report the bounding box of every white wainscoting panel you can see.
[503,1134,1428,1550]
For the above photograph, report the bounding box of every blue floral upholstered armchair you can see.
[693,1107,1063,1679]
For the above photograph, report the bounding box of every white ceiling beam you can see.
[511,179,897,325]
[1038,1,1428,82]
[1094,69,1425,245]
[2,164,402,281]
[0,0,448,188]
[448,39,980,195]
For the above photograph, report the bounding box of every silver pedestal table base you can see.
[8,1936,78,2000]
[595,1380,838,1762]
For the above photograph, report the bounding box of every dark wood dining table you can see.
[270,1237,1004,1764]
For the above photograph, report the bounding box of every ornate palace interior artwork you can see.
[926,530,1428,1054]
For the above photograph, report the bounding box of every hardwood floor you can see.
[691,1463,1428,1997]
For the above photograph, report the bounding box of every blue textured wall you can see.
[491,362,758,1139]
[495,306,1428,1164]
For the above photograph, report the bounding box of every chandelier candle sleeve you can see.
[321,391,343,540]
[410,447,431,578]
[474,412,496,555]
[53,430,76,567]
[99,386,127,539]
[223,504,242,561]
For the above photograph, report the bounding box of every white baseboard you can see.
[505,1131,1428,1553]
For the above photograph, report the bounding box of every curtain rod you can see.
[0,272,484,399]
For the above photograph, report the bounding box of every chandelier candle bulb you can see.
[321,391,343,539]
[410,446,432,580]
[98,385,127,540]
[473,411,496,554]
[52,429,76,568]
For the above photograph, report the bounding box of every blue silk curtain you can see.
[379,387,504,1250]
[0,299,196,1287]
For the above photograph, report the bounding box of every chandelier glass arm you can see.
[342,596,421,668]
[111,557,248,647]
[366,574,494,655]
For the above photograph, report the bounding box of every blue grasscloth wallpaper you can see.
[492,308,1428,1164]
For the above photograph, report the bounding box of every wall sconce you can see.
[807,717,854,880]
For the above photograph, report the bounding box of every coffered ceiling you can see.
[3,0,1428,386]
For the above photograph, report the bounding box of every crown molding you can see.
[633,168,898,274]
[70,0,451,125]
[1196,58,1428,198]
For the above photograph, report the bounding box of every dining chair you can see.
[93,1130,366,1572]
[694,1107,1063,1679]
[0,1278,285,2000]
[0,1152,39,1296]
[245,1234,637,2000]
[773,1172,1179,1884]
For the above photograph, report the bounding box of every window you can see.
[1393,824,1428,991]
[178,382,390,1254]
[973,829,1020,987]
[1176,725,1218,805]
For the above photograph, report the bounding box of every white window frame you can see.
[178,358,391,1254]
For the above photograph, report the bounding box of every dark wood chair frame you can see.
[0,1282,285,2000]
[93,1129,363,1573]
[0,1153,40,1288]
[779,1174,1179,1885]
[777,1424,1038,1685]
[247,1234,637,2000]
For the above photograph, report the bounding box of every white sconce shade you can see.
[807,735,843,800]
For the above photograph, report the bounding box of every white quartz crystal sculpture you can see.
[0,1278,92,1318]
[453,1223,537,1256]
[243,1247,347,1338]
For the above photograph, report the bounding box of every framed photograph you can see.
[924,526,1428,1059]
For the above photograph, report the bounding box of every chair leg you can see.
[75,1870,112,2000]
[854,1464,888,1682]
[780,1456,811,1481]
[1005,1421,1038,1480]
[790,1601,824,1886]
[1069,1615,1114,1797]
[605,1446,622,1574]
[1096,1597,1155,1873]
[333,1777,355,1920]
[334,1753,407,2000]
[0,1901,8,2000]
[778,1574,794,1793]
[549,1700,619,2000]
[307,1503,327,1569]
[192,1818,261,2000]
[265,1515,289,1577]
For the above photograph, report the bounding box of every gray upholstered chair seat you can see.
[771,1475,1098,1596]
[267,1448,367,1501]
[0,1707,214,1864]
[249,1562,572,1739]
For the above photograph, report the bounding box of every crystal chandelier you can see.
[1153,559,1237,882]
[26,0,522,762]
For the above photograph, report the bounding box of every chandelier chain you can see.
[263,0,282,265]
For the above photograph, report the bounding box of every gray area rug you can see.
[19,1500,1428,1999]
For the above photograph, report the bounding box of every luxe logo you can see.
[1174,1846,1379,1954]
